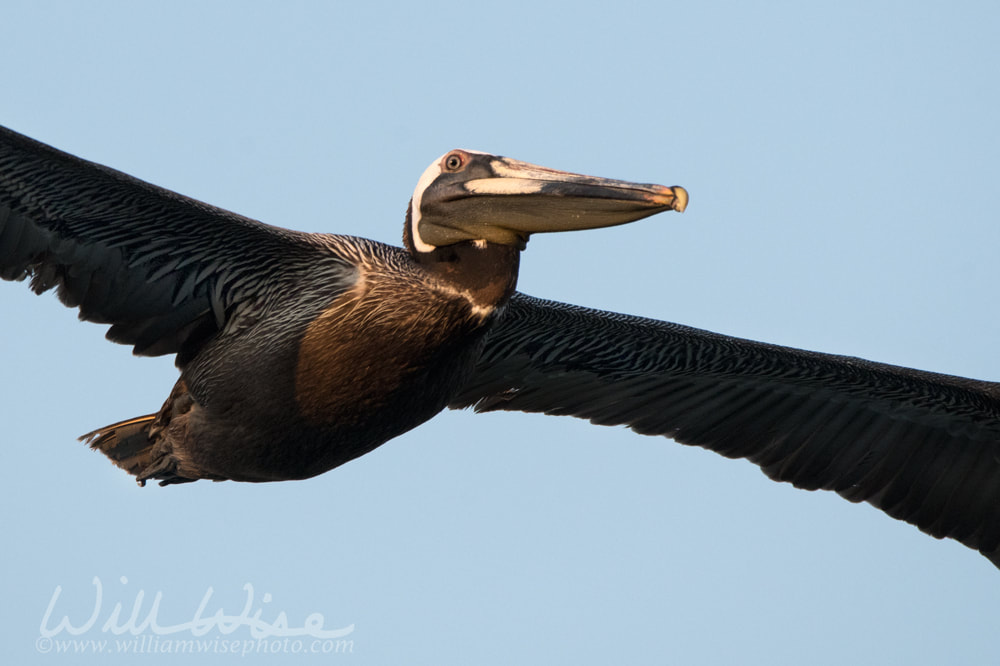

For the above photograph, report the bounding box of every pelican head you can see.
[406,149,687,254]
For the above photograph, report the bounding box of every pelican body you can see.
[0,131,684,484]
[2,125,1000,567]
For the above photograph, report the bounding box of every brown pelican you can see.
[1,125,998,567]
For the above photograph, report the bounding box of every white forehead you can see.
[411,149,490,199]
[410,150,492,253]
[412,154,447,204]
[410,150,486,253]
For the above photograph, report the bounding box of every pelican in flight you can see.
[1,125,998,566]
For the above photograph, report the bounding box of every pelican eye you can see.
[444,153,465,172]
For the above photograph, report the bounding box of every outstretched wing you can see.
[452,293,1000,565]
[0,125,351,363]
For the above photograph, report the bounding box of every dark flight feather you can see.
[452,295,1000,563]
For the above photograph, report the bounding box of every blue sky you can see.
[2,1,998,663]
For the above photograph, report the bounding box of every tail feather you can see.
[80,415,157,479]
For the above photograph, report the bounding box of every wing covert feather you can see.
[0,125,350,360]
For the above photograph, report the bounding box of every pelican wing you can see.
[452,293,1000,565]
[0,126,349,362]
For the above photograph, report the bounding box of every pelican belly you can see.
[285,270,494,477]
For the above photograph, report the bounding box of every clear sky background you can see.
[2,2,998,664]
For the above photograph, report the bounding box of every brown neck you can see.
[414,241,520,309]
[404,204,521,309]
